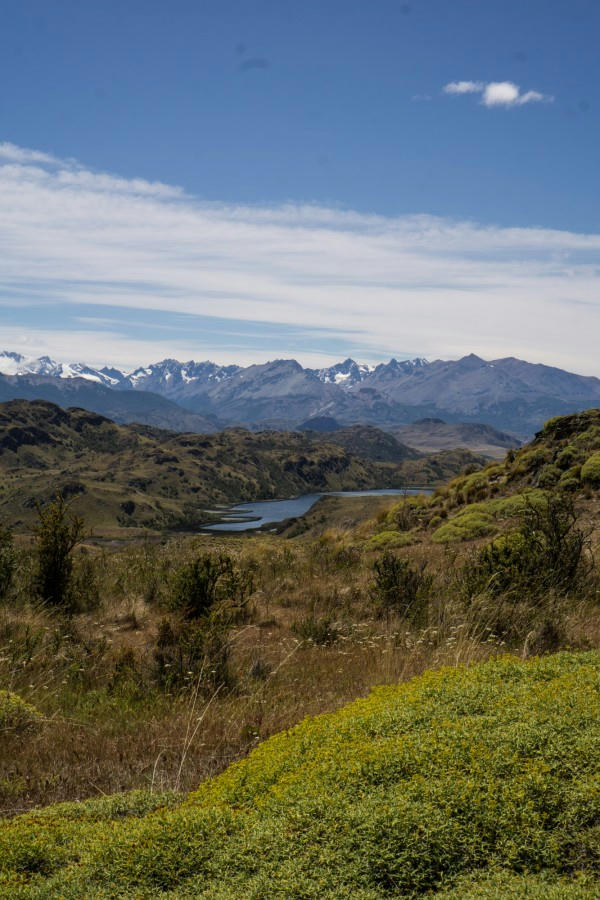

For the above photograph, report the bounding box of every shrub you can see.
[370,551,432,621]
[171,553,253,621]
[560,465,581,488]
[581,451,600,487]
[432,511,496,543]
[463,494,591,601]
[556,445,580,470]
[32,494,85,612]
[560,476,581,493]
[512,446,552,476]
[70,553,100,612]
[291,616,339,645]
[0,690,42,733]
[537,464,561,488]
[385,495,427,531]
[153,617,232,691]
[461,471,489,503]
[0,523,15,600]
[367,530,416,550]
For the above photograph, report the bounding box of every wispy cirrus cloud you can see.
[443,80,554,107]
[0,141,61,165]
[0,142,598,374]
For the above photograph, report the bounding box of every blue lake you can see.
[203,488,431,532]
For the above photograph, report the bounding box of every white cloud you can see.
[56,168,184,198]
[481,81,520,106]
[0,143,598,374]
[443,80,553,108]
[482,81,553,107]
[0,141,60,165]
[443,81,484,95]
[517,89,548,105]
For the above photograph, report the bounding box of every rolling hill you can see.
[0,400,483,532]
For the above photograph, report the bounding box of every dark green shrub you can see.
[560,476,581,493]
[537,464,561,488]
[32,494,85,612]
[0,523,15,600]
[153,617,232,691]
[171,553,252,621]
[556,445,580,470]
[463,494,591,601]
[370,551,433,622]
[70,552,100,612]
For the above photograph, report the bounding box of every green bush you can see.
[430,491,547,544]
[560,476,581,493]
[432,511,496,543]
[385,495,427,531]
[556,445,580,470]
[462,494,591,601]
[560,465,581,489]
[0,523,15,600]
[0,691,42,733]
[581,451,600,487]
[461,471,489,503]
[153,617,232,691]
[512,446,552,475]
[32,494,85,612]
[367,530,416,550]
[171,552,253,621]
[537,464,561,488]
[369,551,432,621]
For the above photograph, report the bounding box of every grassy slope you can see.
[2,653,600,897]
[365,408,600,549]
[0,400,483,534]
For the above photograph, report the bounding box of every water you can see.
[203,488,431,532]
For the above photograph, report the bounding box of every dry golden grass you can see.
[1,486,599,818]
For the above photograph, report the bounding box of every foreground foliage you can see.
[1,652,600,896]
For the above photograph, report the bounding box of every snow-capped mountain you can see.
[0,351,122,386]
[311,358,376,386]
[125,359,241,401]
[2,350,600,436]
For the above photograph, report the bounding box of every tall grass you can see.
[0,493,599,815]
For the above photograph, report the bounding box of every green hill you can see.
[364,408,600,548]
[2,652,600,897]
[0,400,483,533]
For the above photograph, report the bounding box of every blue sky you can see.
[1,0,600,373]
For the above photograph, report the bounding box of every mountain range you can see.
[1,350,599,438]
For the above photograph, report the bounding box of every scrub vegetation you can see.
[2,408,600,895]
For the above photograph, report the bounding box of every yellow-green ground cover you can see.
[2,651,600,897]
